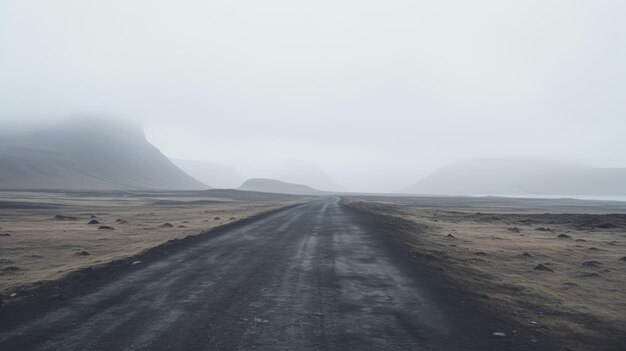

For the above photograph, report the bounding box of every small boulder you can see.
[132,260,141,265]
[446,234,456,239]
[492,332,506,338]
[557,234,571,239]
[578,272,600,278]
[534,264,553,272]
[0,232,11,237]
[76,250,90,256]
[474,252,487,256]
[595,222,617,229]
[98,226,114,230]
[535,227,552,232]
[3,266,20,272]
[88,219,100,225]
[115,219,129,224]
[619,256,626,262]
[582,261,602,268]
[230,217,236,220]
[160,223,174,228]
[90,215,97,219]
[214,217,221,220]
[521,252,533,257]
[178,225,186,228]
[507,227,521,233]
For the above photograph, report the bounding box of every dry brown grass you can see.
[345,198,626,351]
[0,191,301,294]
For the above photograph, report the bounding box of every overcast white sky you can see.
[1,0,625,192]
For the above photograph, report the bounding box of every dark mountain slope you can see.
[0,118,206,190]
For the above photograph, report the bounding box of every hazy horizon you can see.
[2,1,625,192]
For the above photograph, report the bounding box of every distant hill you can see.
[405,158,626,196]
[171,159,244,189]
[0,118,206,190]
[238,178,323,195]
[272,159,342,192]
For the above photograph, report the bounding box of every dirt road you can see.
[0,197,540,350]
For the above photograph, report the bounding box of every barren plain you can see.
[0,190,303,296]
[344,196,626,351]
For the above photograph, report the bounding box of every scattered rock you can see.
[214,217,221,220]
[521,252,533,257]
[582,261,601,268]
[619,256,626,261]
[507,227,521,233]
[595,222,617,229]
[98,226,114,230]
[0,232,11,237]
[446,234,456,239]
[492,332,506,338]
[115,219,128,224]
[0,258,15,264]
[3,266,20,272]
[578,272,600,277]
[160,223,174,228]
[76,250,90,256]
[230,217,236,220]
[535,227,552,232]
[575,239,586,242]
[178,225,186,228]
[54,214,77,221]
[132,260,141,265]
[88,219,100,225]
[534,264,553,272]
[557,234,571,239]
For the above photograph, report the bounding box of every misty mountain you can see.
[272,159,342,192]
[0,118,206,190]
[405,158,626,196]
[171,159,244,189]
[238,178,324,195]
